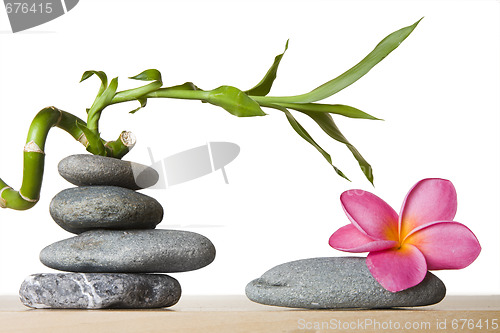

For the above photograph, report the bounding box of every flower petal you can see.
[329,225,398,253]
[340,190,399,241]
[404,221,481,270]
[400,178,457,237]
[366,244,427,292]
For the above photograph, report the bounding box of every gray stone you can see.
[245,257,446,309]
[19,273,181,309]
[58,154,159,190]
[40,229,216,273]
[49,186,163,234]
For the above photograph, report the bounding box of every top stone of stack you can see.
[58,154,159,190]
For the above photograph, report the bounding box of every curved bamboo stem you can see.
[0,107,133,210]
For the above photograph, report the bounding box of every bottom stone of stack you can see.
[19,273,181,309]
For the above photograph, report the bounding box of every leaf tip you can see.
[333,166,350,182]
[412,17,424,29]
[363,167,374,186]
[79,70,93,83]
[129,69,162,82]
[108,77,119,89]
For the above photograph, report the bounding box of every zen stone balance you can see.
[19,154,216,309]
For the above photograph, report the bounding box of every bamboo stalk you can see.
[0,21,420,210]
[0,107,130,210]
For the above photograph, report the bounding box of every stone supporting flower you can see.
[329,178,481,292]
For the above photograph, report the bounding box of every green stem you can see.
[104,131,136,159]
[146,88,210,101]
[108,85,211,106]
[0,107,81,209]
[0,107,131,210]
[111,81,163,105]
[107,86,210,107]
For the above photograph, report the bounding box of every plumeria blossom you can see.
[329,178,481,292]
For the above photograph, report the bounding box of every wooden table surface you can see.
[1,295,499,333]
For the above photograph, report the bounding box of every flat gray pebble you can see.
[245,257,446,309]
[50,186,163,234]
[58,154,159,190]
[40,229,216,273]
[19,273,181,309]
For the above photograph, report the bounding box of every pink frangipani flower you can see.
[329,178,481,292]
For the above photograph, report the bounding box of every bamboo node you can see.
[54,107,63,126]
[24,141,45,154]
[19,191,39,203]
[104,141,113,153]
[0,186,12,208]
[78,133,89,147]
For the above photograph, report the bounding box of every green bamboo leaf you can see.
[260,18,422,104]
[129,98,147,114]
[87,77,118,129]
[80,71,108,112]
[263,103,349,180]
[96,77,118,109]
[129,69,163,82]
[300,111,373,184]
[76,122,106,156]
[245,40,289,96]
[276,102,381,120]
[80,70,107,86]
[207,85,266,117]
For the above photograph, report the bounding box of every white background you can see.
[0,0,499,296]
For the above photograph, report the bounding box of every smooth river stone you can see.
[40,229,216,273]
[245,257,446,309]
[58,154,159,190]
[19,273,181,309]
[49,186,163,234]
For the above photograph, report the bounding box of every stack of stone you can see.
[19,154,216,309]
